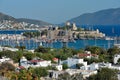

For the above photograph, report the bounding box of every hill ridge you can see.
[69,8,120,25]
[0,12,51,26]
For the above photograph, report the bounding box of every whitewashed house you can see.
[78,51,98,59]
[66,69,97,79]
[86,62,112,71]
[113,54,120,64]
[48,70,65,79]
[0,56,10,63]
[19,56,51,68]
[61,58,87,69]
[55,65,62,71]
[0,46,18,52]
[29,59,51,67]
[48,69,97,79]
[88,63,99,70]
[52,64,63,71]
[20,56,29,68]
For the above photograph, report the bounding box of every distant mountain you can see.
[0,12,15,21]
[69,8,120,25]
[0,12,51,26]
[17,18,51,26]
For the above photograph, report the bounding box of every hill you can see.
[0,12,51,26]
[17,18,51,26]
[69,8,120,25]
[0,12,15,21]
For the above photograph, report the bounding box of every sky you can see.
[0,0,120,24]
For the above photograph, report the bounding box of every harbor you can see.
[0,34,119,50]
[0,22,120,50]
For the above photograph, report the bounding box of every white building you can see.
[86,62,120,71]
[20,56,29,68]
[48,70,65,79]
[56,65,62,71]
[78,51,98,59]
[61,58,87,69]
[113,54,120,64]
[0,46,19,52]
[0,56,10,63]
[20,56,51,68]
[66,69,97,79]
[29,59,51,67]
[51,64,63,71]
[87,62,112,71]
[48,69,97,79]
[110,65,120,70]
[88,63,99,71]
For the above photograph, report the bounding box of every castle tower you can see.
[72,23,77,30]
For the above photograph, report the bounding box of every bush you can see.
[0,62,15,71]
[62,63,68,70]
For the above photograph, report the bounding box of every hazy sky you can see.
[0,0,120,24]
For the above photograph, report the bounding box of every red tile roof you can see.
[91,54,98,57]
[30,60,44,63]
[79,53,90,57]
[19,66,25,69]
[53,58,58,60]
[79,53,98,57]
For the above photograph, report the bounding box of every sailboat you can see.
[113,27,120,48]
[114,37,120,48]
[39,42,43,46]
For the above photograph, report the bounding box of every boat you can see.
[114,43,120,48]
[105,37,114,40]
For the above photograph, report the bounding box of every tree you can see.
[85,46,106,54]
[11,73,18,80]
[0,62,15,71]
[62,63,68,70]
[23,31,40,38]
[117,58,120,64]
[84,58,99,65]
[88,68,118,80]
[33,67,48,78]
[34,46,50,53]
[76,63,83,69]
[23,52,35,60]
[88,74,97,80]
[71,48,79,55]
[107,46,120,55]
[18,69,28,80]
[39,53,54,60]
[0,50,23,63]
[58,72,83,80]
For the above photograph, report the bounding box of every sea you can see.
[81,25,120,36]
[0,25,120,50]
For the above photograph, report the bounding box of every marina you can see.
[0,28,120,50]
[0,38,118,50]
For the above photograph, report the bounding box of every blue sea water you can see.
[0,25,120,36]
[80,25,120,36]
[0,25,120,50]
[0,39,115,50]
[0,30,36,34]
[51,39,115,49]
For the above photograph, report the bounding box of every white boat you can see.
[105,37,114,40]
[114,43,120,48]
